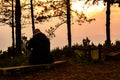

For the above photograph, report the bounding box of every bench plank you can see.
[0,61,67,75]
[105,50,120,60]
[0,61,66,71]
[106,51,120,56]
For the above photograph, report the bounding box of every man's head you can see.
[33,29,41,36]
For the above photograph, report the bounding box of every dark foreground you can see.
[0,60,120,80]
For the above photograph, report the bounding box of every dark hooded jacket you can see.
[27,32,54,64]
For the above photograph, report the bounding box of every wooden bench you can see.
[0,60,66,75]
[105,51,120,60]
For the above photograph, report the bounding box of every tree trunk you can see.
[30,0,35,33]
[66,0,71,48]
[105,1,111,46]
[12,0,15,56]
[15,0,22,55]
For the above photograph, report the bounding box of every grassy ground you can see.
[0,59,120,80]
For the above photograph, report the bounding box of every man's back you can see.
[27,29,53,65]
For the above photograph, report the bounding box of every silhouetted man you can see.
[26,29,54,65]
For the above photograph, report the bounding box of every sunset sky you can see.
[0,1,120,51]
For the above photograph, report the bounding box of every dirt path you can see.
[1,60,120,80]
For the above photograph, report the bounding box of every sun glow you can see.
[71,0,106,18]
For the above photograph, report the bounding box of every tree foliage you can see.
[0,0,120,27]
[0,0,98,38]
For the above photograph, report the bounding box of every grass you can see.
[0,54,28,68]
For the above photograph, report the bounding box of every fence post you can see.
[88,45,91,60]
[84,47,87,58]
[98,44,102,61]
